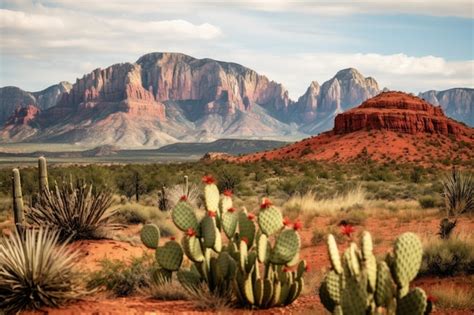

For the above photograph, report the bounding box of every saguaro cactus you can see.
[12,168,24,234]
[38,156,49,195]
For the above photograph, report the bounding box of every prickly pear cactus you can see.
[140,224,160,249]
[319,231,431,315]
[141,174,306,309]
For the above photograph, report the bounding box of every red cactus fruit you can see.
[260,198,272,209]
[186,228,196,237]
[208,211,216,217]
[228,207,236,213]
[241,236,249,245]
[283,217,292,227]
[340,224,355,237]
[223,189,233,197]
[247,213,255,220]
[180,195,188,201]
[202,175,215,184]
[293,220,303,231]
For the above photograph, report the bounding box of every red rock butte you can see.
[334,91,464,137]
[227,91,473,166]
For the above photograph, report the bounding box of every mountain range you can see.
[0,52,472,148]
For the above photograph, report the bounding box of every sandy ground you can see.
[18,215,474,314]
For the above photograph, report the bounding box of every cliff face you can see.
[334,92,467,137]
[136,53,290,116]
[419,88,473,126]
[0,83,72,125]
[1,52,472,148]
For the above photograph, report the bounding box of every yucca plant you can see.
[27,180,117,241]
[442,168,473,216]
[0,228,83,312]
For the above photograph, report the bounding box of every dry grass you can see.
[146,279,189,301]
[113,203,179,237]
[283,186,367,219]
[187,283,234,311]
[429,284,474,309]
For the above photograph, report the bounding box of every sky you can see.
[0,0,473,99]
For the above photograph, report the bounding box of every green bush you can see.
[420,237,474,276]
[418,195,436,209]
[87,255,155,296]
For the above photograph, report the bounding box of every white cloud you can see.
[0,8,64,30]
[228,0,474,18]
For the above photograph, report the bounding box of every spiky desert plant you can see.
[27,179,117,241]
[442,168,474,216]
[140,175,307,309]
[166,177,200,209]
[0,228,83,312]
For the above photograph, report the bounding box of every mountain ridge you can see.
[1,52,473,148]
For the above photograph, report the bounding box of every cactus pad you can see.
[375,261,394,307]
[396,287,427,315]
[172,201,199,232]
[271,229,300,264]
[182,235,204,262]
[221,195,233,212]
[155,240,183,271]
[319,279,336,312]
[361,231,373,260]
[201,216,216,248]
[239,211,256,248]
[327,234,343,274]
[341,276,367,315]
[257,233,269,263]
[258,206,283,236]
[222,210,238,239]
[393,232,423,289]
[325,270,341,304]
[204,183,220,212]
[140,224,160,249]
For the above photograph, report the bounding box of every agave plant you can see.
[27,180,117,241]
[0,228,83,312]
[442,168,473,216]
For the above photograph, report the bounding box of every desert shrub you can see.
[87,255,155,297]
[0,228,82,312]
[27,181,117,241]
[410,167,423,183]
[216,168,242,192]
[418,195,436,209]
[114,203,178,236]
[442,169,474,216]
[420,235,474,276]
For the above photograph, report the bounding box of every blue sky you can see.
[1,0,473,98]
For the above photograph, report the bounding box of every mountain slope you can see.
[1,52,472,148]
[229,92,474,166]
[419,88,473,126]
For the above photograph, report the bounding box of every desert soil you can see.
[21,216,474,314]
